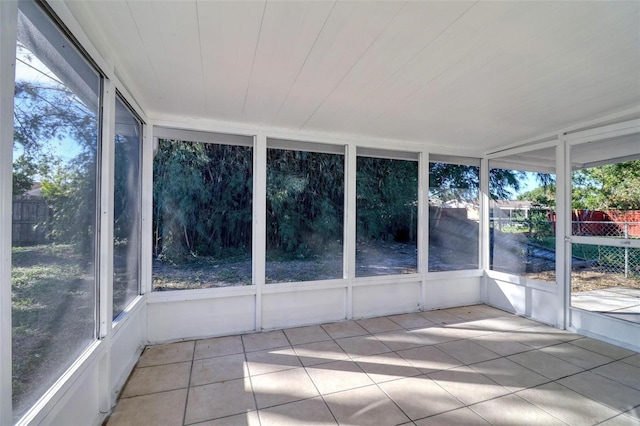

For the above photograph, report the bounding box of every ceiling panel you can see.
[241,1,334,124]
[301,1,475,134]
[348,2,640,150]
[128,1,206,116]
[304,2,523,140]
[270,1,405,129]
[65,0,161,110]
[197,1,265,122]
[63,0,640,153]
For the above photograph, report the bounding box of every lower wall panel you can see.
[570,308,640,352]
[110,301,147,401]
[485,277,561,327]
[352,281,421,319]
[35,301,148,426]
[423,276,482,310]
[261,288,346,330]
[147,295,256,343]
[41,360,101,426]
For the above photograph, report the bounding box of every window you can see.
[428,157,480,271]
[152,131,253,290]
[489,147,556,282]
[12,0,101,419]
[113,95,142,318]
[266,141,344,283]
[570,133,640,321]
[356,151,418,277]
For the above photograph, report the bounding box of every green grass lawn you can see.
[11,244,95,419]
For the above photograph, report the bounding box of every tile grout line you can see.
[181,341,197,426]
[282,330,341,425]
[377,308,515,425]
[335,311,503,423]
[329,323,415,423]
[241,334,263,426]
[430,318,639,423]
[386,312,606,424]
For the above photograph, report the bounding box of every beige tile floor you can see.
[106,305,640,426]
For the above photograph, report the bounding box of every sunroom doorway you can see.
[568,123,640,335]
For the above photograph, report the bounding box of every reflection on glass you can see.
[356,157,417,277]
[113,96,142,318]
[266,149,344,283]
[571,244,640,323]
[12,3,100,420]
[429,162,480,271]
[153,140,253,290]
[489,167,556,282]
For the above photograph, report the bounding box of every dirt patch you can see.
[526,269,640,293]
[153,241,419,289]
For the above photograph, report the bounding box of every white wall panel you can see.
[352,281,421,319]
[570,308,640,353]
[18,302,147,426]
[423,276,482,311]
[147,296,256,343]
[485,275,560,327]
[41,363,101,426]
[110,302,146,400]
[262,288,346,330]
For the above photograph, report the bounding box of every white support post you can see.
[254,133,267,331]
[480,157,490,300]
[140,122,154,295]
[559,139,572,329]
[97,78,115,415]
[345,144,357,319]
[0,2,18,423]
[99,78,115,339]
[418,151,429,310]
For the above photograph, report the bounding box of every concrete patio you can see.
[573,287,640,324]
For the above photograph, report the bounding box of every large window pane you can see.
[113,96,142,318]
[572,159,640,240]
[266,148,344,283]
[356,156,417,277]
[153,139,253,290]
[489,148,556,282]
[12,1,100,420]
[572,244,640,322]
[428,160,480,271]
[570,135,640,322]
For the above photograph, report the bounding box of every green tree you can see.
[266,149,344,258]
[572,160,640,210]
[429,162,528,201]
[153,139,253,263]
[357,157,418,243]
[517,183,556,208]
[14,72,99,249]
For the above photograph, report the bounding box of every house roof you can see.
[63,1,640,154]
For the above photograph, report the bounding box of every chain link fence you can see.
[490,217,640,279]
[572,220,640,239]
[572,221,640,279]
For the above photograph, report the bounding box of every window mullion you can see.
[99,78,115,338]
[0,1,19,423]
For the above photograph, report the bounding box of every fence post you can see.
[624,222,629,278]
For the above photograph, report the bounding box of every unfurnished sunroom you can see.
[1,0,640,425]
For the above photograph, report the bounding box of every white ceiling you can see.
[64,0,640,153]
